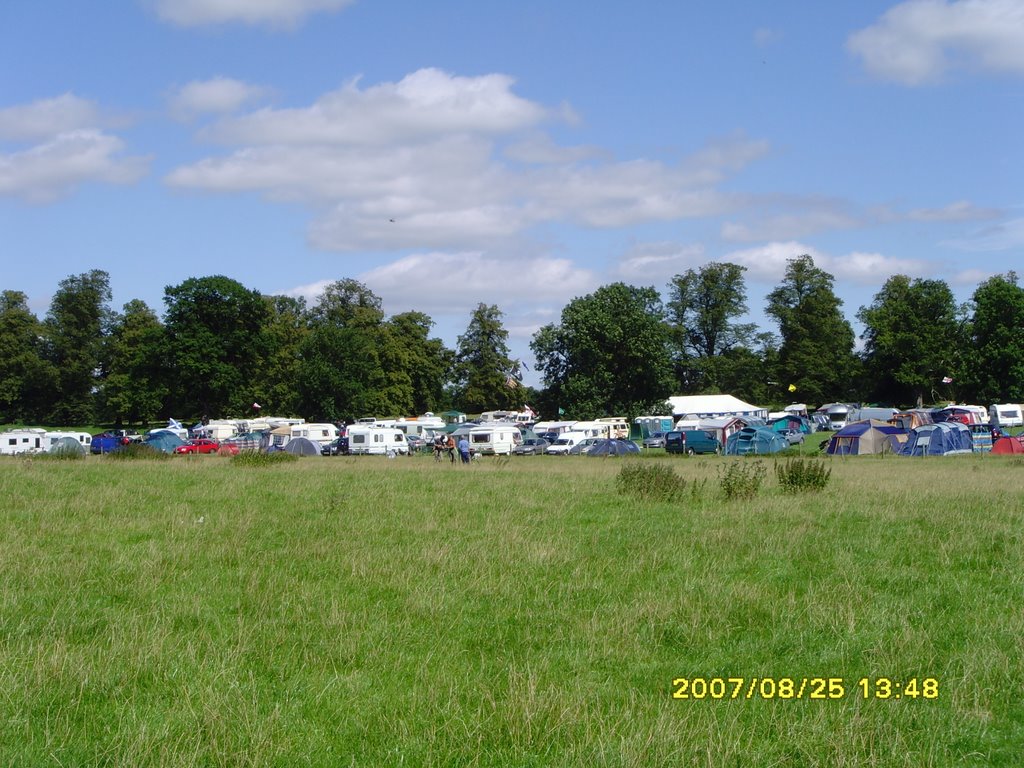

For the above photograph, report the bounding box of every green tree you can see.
[857,275,964,407]
[531,283,674,418]
[666,262,756,392]
[42,269,114,424]
[967,272,1024,403]
[163,275,270,419]
[0,290,56,423]
[100,299,168,425]
[453,304,516,413]
[384,311,453,414]
[296,279,398,422]
[765,255,857,405]
[251,295,309,416]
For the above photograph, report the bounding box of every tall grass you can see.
[0,454,1022,766]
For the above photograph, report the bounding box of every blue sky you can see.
[1,0,1021,386]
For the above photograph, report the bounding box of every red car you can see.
[174,438,234,455]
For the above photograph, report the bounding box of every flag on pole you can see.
[788,384,797,393]
[941,376,953,384]
[252,402,262,410]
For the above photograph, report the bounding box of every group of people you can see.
[433,433,472,464]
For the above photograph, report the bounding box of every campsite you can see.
[1,446,1022,766]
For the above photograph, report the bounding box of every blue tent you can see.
[826,420,905,455]
[586,438,641,457]
[769,414,813,435]
[144,430,186,453]
[899,422,973,456]
[725,426,788,455]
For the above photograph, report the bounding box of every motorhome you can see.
[468,425,522,456]
[989,404,1023,428]
[346,426,409,455]
[0,428,46,455]
[43,431,92,450]
[532,421,576,438]
[594,417,629,439]
[815,403,853,431]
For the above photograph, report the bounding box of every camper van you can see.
[815,403,852,431]
[346,426,409,455]
[989,404,1023,428]
[469,425,522,455]
[594,417,629,439]
[0,428,46,455]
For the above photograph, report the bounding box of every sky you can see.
[1,0,1021,388]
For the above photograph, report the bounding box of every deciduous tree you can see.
[967,272,1024,403]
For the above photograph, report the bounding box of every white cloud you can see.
[905,200,1002,221]
[848,0,1024,85]
[614,242,706,282]
[0,94,102,141]
[943,216,1024,251]
[168,77,270,120]
[153,0,354,27]
[167,69,771,251]
[950,268,996,285]
[721,241,930,284]
[0,130,149,203]
[722,210,860,242]
[203,69,548,146]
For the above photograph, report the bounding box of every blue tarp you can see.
[725,426,788,455]
[899,422,973,456]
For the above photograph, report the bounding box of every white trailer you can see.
[1,428,47,455]
[468,425,522,456]
[347,426,409,455]
[989,404,1023,427]
[43,431,93,450]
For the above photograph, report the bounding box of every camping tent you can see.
[770,414,813,435]
[825,420,905,456]
[284,437,320,456]
[991,435,1024,455]
[145,430,186,453]
[586,438,641,457]
[725,426,788,455]
[899,422,973,456]
[48,436,86,456]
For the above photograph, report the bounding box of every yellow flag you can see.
[788,384,797,393]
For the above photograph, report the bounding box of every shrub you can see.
[719,460,767,500]
[105,443,170,461]
[775,456,832,493]
[617,463,705,503]
[231,451,299,467]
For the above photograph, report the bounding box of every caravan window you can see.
[7,438,14,446]
[352,434,366,444]
[472,433,489,444]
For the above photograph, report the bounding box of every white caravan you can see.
[347,426,409,455]
[291,423,340,446]
[0,428,47,455]
[43,431,93,450]
[469,425,522,456]
[989,404,1023,428]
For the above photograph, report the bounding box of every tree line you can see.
[1,256,1022,427]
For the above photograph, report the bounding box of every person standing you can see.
[457,436,471,464]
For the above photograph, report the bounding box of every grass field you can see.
[1,452,1022,766]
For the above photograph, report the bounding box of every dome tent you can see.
[826,420,905,456]
[899,422,973,456]
[284,437,320,456]
[725,427,787,455]
[48,436,86,456]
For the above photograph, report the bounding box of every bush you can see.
[231,451,299,467]
[104,443,170,461]
[719,460,767,500]
[775,456,832,493]
[616,463,705,503]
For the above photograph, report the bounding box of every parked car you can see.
[665,429,722,455]
[90,432,131,454]
[568,437,602,455]
[321,436,350,456]
[780,428,805,446]
[174,438,223,455]
[513,437,549,455]
[404,434,428,453]
[642,431,667,449]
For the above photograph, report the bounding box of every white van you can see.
[989,404,1023,427]
[469,425,522,455]
[347,426,409,455]
[545,430,590,455]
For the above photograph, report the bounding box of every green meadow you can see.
[1,453,1022,767]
